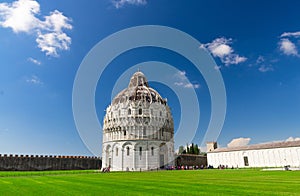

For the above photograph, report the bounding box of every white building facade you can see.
[207,141,300,168]
[102,71,174,171]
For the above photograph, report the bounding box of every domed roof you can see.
[112,71,166,105]
[128,71,149,88]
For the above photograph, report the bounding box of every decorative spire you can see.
[128,71,149,88]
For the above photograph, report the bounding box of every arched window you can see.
[127,146,130,156]
[139,108,142,115]
[139,147,142,156]
[151,147,154,156]
[143,127,146,137]
[116,148,118,156]
[128,109,131,115]
[124,130,126,136]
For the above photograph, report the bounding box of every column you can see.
[133,146,135,170]
[146,141,148,170]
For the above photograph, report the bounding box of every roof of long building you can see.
[209,140,300,153]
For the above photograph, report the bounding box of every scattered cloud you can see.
[279,38,298,56]
[258,64,274,72]
[184,83,200,89]
[0,0,72,56]
[200,37,247,66]
[174,82,184,86]
[27,57,41,65]
[255,55,274,72]
[214,65,221,70]
[279,31,300,57]
[286,137,300,142]
[281,31,300,38]
[0,0,39,33]
[176,70,187,80]
[112,0,147,9]
[26,75,43,85]
[174,71,200,89]
[227,137,251,148]
[256,55,265,64]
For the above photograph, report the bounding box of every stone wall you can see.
[175,154,207,167]
[0,154,102,171]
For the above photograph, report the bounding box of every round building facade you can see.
[102,71,174,171]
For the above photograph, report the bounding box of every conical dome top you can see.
[128,71,149,88]
[111,71,166,105]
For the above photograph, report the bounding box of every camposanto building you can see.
[102,71,174,171]
[207,140,300,168]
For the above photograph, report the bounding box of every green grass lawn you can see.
[0,169,299,195]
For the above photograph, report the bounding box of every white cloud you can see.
[176,70,187,80]
[256,55,265,64]
[112,0,147,8]
[0,0,72,56]
[286,137,300,142]
[27,57,41,65]
[0,0,40,33]
[281,31,300,38]
[214,65,221,70]
[174,82,184,86]
[279,38,298,56]
[210,43,232,57]
[174,71,200,89]
[184,83,200,89]
[223,55,247,65]
[26,75,43,85]
[36,31,71,56]
[201,37,247,66]
[279,31,300,57]
[254,55,274,72]
[227,137,251,148]
[42,10,72,32]
[258,64,274,72]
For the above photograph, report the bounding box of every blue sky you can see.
[0,0,300,156]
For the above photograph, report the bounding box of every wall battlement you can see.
[0,154,102,171]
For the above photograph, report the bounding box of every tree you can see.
[178,146,184,154]
[190,143,195,154]
[194,144,199,155]
[179,143,201,155]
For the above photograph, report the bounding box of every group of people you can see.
[217,164,238,169]
[165,165,206,170]
[101,166,110,173]
[101,164,238,172]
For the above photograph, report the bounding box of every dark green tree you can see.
[178,146,184,154]
[194,144,199,155]
[186,143,190,154]
[190,143,195,154]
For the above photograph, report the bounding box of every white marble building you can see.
[102,71,174,171]
[207,140,300,168]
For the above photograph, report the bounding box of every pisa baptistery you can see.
[102,71,174,171]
